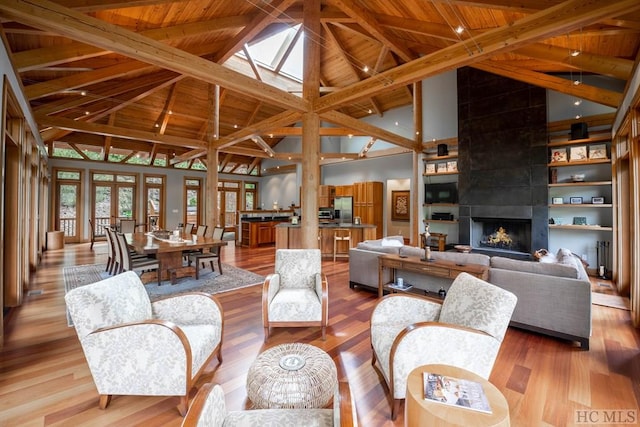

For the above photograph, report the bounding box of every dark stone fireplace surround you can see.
[456,68,549,259]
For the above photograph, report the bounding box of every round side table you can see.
[405,364,510,427]
[246,342,337,409]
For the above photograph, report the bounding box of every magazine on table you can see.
[423,372,492,414]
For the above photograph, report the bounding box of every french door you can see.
[91,172,137,235]
[54,169,82,243]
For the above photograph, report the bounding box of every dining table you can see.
[126,231,228,284]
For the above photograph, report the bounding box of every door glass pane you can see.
[118,187,133,218]
[245,191,254,210]
[186,188,198,224]
[59,184,77,237]
[225,191,237,227]
[94,185,112,230]
[147,187,161,229]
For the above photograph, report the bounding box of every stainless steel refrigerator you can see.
[333,196,353,223]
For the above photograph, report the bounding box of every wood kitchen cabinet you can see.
[241,220,288,248]
[334,185,353,197]
[354,181,383,239]
[319,185,335,208]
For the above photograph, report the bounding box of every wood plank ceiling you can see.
[1,0,639,174]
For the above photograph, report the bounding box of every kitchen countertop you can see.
[276,222,375,228]
[241,216,292,222]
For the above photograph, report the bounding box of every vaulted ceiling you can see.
[1,0,639,174]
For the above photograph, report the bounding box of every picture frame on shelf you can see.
[425,163,436,174]
[589,144,607,160]
[391,190,410,222]
[569,146,588,162]
[437,163,447,173]
[570,197,583,204]
[552,197,564,204]
[592,196,605,204]
[447,160,458,173]
[573,216,587,225]
[550,148,567,163]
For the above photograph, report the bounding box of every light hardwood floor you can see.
[1,242,639,426]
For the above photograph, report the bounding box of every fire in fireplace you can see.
[471,218,532,255]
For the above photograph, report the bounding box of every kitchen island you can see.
[239,210,295,248]
[275,222,377,258]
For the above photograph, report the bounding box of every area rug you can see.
[592,292,631,310]
[63,263,265,326]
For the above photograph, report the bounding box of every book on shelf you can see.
[423,372,492,414]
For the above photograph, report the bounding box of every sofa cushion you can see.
[381,237,403,247]
[356,235,404,254]
[490,256,578,279]
[556,248,589,281]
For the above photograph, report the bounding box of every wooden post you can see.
[413,81,423,245]
[206,84,220,232]
[300,0,321,249]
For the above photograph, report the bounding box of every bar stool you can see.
[333,228,351,261]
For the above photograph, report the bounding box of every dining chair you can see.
[188,226,224,279]
[104,225,115,274]
[195,224,208,236]
[119,219,136,234]
[89,218,97,250]
[184,223,195,235]
[115,232,162,285]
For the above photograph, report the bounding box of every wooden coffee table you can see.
[377,254,489,298]
[405,364,510,427]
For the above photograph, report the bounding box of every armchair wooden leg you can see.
[98,394,112,410]
[177,395,188,417]
[321,326,326,341]
[264,327,269,342]
[391,398,402,420]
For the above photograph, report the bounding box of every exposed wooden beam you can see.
[25,61,153,100]
[266,127,368,136]
[54,0,187,13]
[320,110,418,150]
[40,73,184,142]
[0,0,307,112]
[314,0,640,112]
[327,0,415,62]
[472,61,622,108]
[213,0,298,64]
[515,43,633,80]
[214,110,303,149]
[34,70,179,116]
[36,115,207,149]
[13,15,251,72]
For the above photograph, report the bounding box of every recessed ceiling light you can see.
[363,65,369,73]
[455,25,465,34]
[574,99,582,106]
[571,50,580,57]
[573,80,581,86]
[575,114,582,119]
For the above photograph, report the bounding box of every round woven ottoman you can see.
[246,342,338,409]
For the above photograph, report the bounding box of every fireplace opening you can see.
[471,217,532,255]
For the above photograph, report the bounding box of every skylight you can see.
[240,24,304,82]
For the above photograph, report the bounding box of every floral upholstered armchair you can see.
[370,272,517,419]
[262,249,328,341]
[181,381,357,427]
[64,271,224,416]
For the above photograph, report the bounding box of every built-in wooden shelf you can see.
[548,224,613,231]
[548,159,611,167]
[549,181,612,187]
[549,203,612,208]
